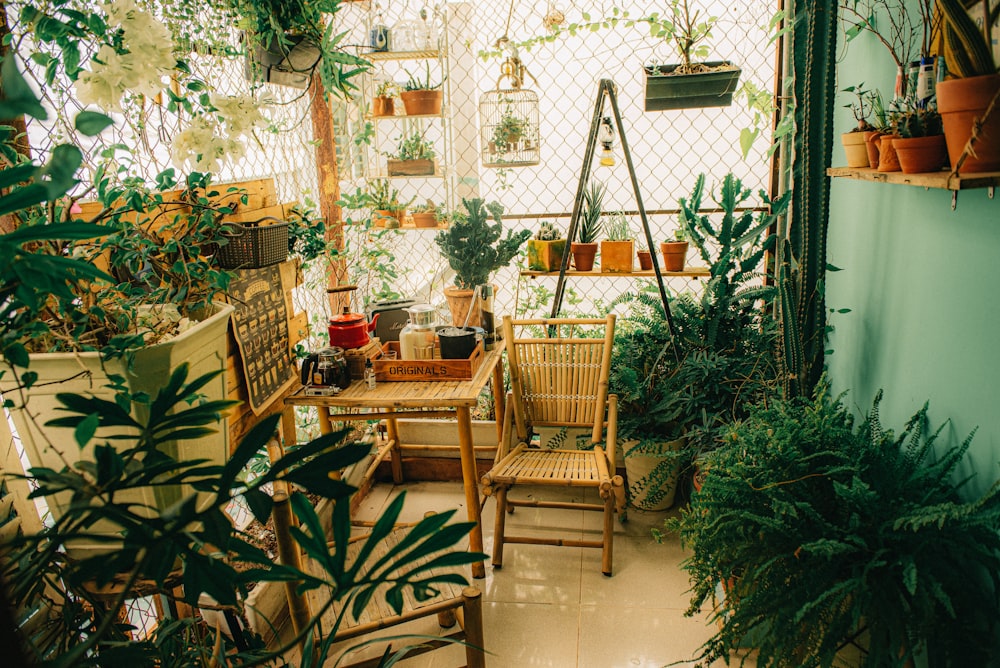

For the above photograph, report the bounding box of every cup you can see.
[383,350,398,361]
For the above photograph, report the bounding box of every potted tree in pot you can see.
[572,179,604,271]
[600,210,634,273]
[435,197,531,327]
[639,0,742,111]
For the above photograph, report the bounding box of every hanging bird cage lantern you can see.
[479,49,540,168]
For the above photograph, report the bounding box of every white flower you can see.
[210,94,267,137]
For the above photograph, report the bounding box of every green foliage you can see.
[287,200,331,264]
[367,178,412,210]
[492,107,529,152]
[578,179,605,244]
[639,0,718,71]
[842,83,876,131]
[434,198,531,289]
[890,102,943,138]
[939,0,999,78]
[602,210,632,241]
[670,385,1000,666]
[393,130,436,161]
[5,367,483,664]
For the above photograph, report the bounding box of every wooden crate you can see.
[343,338,383,379]
[374,340,484,382]
[386,159,436,176]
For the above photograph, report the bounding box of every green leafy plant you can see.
[492,107,529,152]
[578,179,605,244]
[669,385,1000,666]
[403,62,444,91]
[375,79,399,98]
[639,0,720,72]
[842,83,876,131]
[670,226,687,242]
[366,178,412,211]
[3,366,483,664]
[939,0,1000,78]
[434,197,531,289]
[603,210,632,241]
[393,130,436,161]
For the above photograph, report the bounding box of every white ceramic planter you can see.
[0,302,233,548]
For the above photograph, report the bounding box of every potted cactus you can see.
[400,63,444,116]
[526,221,567,272]
[659,227,689,272]
[600,210,634,273]
[410,201,442,228]
[891,104,948,174]
[372,80,398,117]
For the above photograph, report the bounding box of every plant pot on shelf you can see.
[893,135,949,174]
[600,240,634,273]
[937,73,1000,173]
[864,130,883,169]
[877,134,902,172]
[400,89,443,115]
[372,96,395,117]
[387,159,436,176]
[411,212,438,228]
[659,241,689,272]
[624,437,686,511]
[570,242,598,272]
[643,62,742,111]
[841,131,870,168]
[637,249,653,270]
[0,302,234,553]
[527,239,567,271]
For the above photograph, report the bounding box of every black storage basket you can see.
[217,216,290,269]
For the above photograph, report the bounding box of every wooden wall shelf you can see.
[521,267,710,278]
[828,167,999,209]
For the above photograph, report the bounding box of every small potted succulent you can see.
[386,130,436,176]
[526,221,567,272]
[572,179,604,271]
[410,200,442,228]
[659,227,689,272]
[372,79,398,117]
[368,178,412,228]
[400,63,444,115]
[600,210,634,273]
[890,103,948,174]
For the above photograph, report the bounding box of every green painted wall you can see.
[826,32,1000,499]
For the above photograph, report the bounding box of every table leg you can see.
[491,359,505,443]
[456,406,486,579]
[385,410,404,484]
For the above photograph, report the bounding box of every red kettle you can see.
[328,306,380,349]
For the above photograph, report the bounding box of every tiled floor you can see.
[325,480,756,668]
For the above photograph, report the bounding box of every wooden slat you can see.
[826,166,1000,190]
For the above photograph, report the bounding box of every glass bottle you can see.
[399,304,438,360]
[479,285,497,350]
[364,358,376,389]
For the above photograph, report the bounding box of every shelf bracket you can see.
[990,186,995,200]
[551,79,679,359]
[952,191,958,211]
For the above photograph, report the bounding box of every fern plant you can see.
[669,385,1000,666]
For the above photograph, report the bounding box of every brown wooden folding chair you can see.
[480,315,624,576]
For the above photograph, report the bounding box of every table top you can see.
[286,344,503,410]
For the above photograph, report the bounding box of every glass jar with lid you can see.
[399,304,438,360]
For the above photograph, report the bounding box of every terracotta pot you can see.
[372,209,395,227]
[864,130,883,169]
[892,135,949,174]
[444,285,481,328]
[400,89,443,115]
[637,249,653,270]
[372,96,395,117]
[877,134,901,172]
[600,240,634,273]
[570,242,598,272]
[659,241,689,272]
[841,131,870,167]
[937,73,1000,173]
[411,212,438,228]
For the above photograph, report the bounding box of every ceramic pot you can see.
[400,89,443,115]
[372,96,395,117]
[623,437,686,511]
[864,130,883,169]
[877,134,902,172]
[527,239,567,271]
[637,249,653,270]
[411,212,438,228]
[937,73,1000,173]
[659,241,689,272]
[600,240,634,273]
[570,242,598,272]
[893,135,949,174]
[841,131,870,167]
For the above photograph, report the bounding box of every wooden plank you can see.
[220,202,300,224]
[374,341,484,382]
[521,267,710,278]
[827,166,1000,190]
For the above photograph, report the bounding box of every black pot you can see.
[437,326,480,360]
[643,61,742,111]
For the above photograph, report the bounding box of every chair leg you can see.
[462,587,486,668]
[492,486,508,569]
[601,491,614,577]
[436,608,457,628]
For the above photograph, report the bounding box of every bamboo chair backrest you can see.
[502,315,616,445]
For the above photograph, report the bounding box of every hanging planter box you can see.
[527,239,567,271]
[643,61,742,111]
[245,32,321,90]
[386,159,436,176]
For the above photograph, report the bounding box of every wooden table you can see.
[283,345,505,579]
